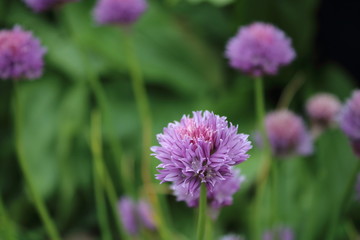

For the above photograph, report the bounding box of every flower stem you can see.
[88,67,134,197]
[91,110,128,239]
[196,184,207,240]
[123,31,172,240]
[254,76,273,185]
[13,82,61,240]
[91,110,112,240]
[252,76,272,238]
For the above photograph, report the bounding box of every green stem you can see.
[327,160,360,240]
[103,165,129,240]
[196,184,207,240]
[123,31,172,240]
[204,215,214,240]
[123,31,152,190]
[271,161,278,226]
[277,73,304,109]
[13,82,61,240]
[88,70,134,197]
[91,110,112,240]
[252,77,272,239]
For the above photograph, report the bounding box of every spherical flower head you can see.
[225,22,295,76]
[265,110,313,157]
[93,0,147,26]
[0,26,46,80]
[219,234,245,240]
[151,111,252,197]
[340,90,360,157]
[171,168,245,214]
[23,0,79,12]
[263,226,294,240]
[306,93,341,127]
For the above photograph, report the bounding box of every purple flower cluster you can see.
[172,168,245,216]
[306,93,341,127]
[118,197,156,236]
[24,0,79,12]
[93,0,147,26]
[151,111,252,197]
[265,110,313,157]
[0,26,46,80]
[339,90,360,157]
[225,22,295,76]
[263,226,294,240]
[220,234,245,240]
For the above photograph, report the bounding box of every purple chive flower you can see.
[263,226,294,240]
[265,110,313,157]
[118,197,138,235]
[0,26,46,80]
[93,0,147,26]
[23,0,79,12]
[220,234,245,240]
[118,197,156,236]
[151,111,252,197]
[171,168,245,217]
[225,22,295,76]
[339,90,360,157]
[306,93,341,127]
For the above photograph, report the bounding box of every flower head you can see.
[93,0,147,26]
[171,168,245,217]
[225,22,295,76]
[0,26,46,80]
[24,0,79,12]
[220,234,245,240]
[152,111,252,197]
[265,110,313,157]
[339,90,360,157]
[306,93,341,127]
[339,90,360,154]
[263,226,294,240]
[118,197,155,236]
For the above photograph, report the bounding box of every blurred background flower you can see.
[225,22,295,76]
[0,25,46,80]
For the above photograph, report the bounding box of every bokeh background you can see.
[0,0,359,239]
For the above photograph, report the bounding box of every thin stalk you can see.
[196,184,207,240]
[123,31,171,240]
[204,215,214,240]
[88,70,134,196]
[13,82,61,240]
[91,110,112,240]
[271,161,278,226]
[252,76,272,239]
[277,73,304,109]
[254,77,272,185]
[327,160,360,240]
[103,165,129,240]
